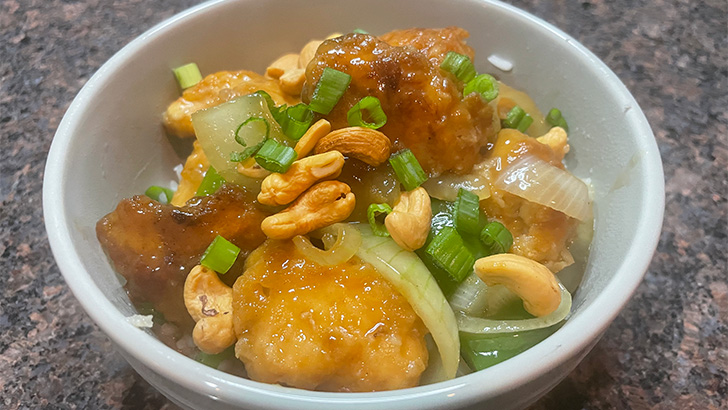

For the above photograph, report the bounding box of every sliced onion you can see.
[456,282,572,334]
[449,275,520,317]
[292,223,361,266]
[495,154,592,220]
[357,225,460,380]
[448,273,489,315]
[422,169,491,201]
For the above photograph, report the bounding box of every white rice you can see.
[487,54,513,72]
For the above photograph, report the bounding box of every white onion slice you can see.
[456,282,572,334]
[422,171,491,201]
[495,155,592,220]
[357,225,460,380]
[292,223,361,266]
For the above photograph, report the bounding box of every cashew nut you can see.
[537,126,570,160]
[298,40,323,69]
[473,254,561,317]
[257,151,345,206]
[237,157,271,179]
[294,119,331,157]
[183,265,236,354]
[314,127,392,166]
[279,68,306,96]
[384,187,432,251]
[266,53,299,79]
[261,180,356,239]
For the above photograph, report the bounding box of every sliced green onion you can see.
[309,67,351,114]
[546,108,569,132]
[352,28,369,34]
[196,166,225,196]
[516,114,533,132]
[347,96,387,129]
[502,105,525,129]
[195,346,235,369]
[280,104,314,140]
[440,51,477,83]
[454,188,482,236]
[230,140,265,162]
[480,221,513,254]
[254,139,298,173]
[229,117,270,162]
[200,235,240,274]
[234,117,270,147]
[367,203,393,237]
[389,149,428,191]
[464,73,499,102]
[173,63,202,89]
[144,185,174,204]
[425,226,475,283]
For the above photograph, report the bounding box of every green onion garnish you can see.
[367,203,393,237]
[464,73,499,102]
[195,346,235,369]
[144,185,174,204]
[172,63,203,89]
[280,104,314,140]
[425,226,475,283]
[200,235,240,274]
[347,96,387,129]
[546,108,569,132]
[516,114,533,132]
[480,221,513,255]
[309,67,352,115]
[389,149,428,191]
[230,140,266,162]
[196,166,225,196]
[352,28,369,34]
[229,117,270,162]
[440,51,477,83]
[254,139,298,173]
[453,188,482,236]
[502,105,532,132]
[234,117,270,147]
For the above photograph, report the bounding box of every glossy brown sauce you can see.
[96,184,269,330]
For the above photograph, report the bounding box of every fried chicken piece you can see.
[170,140,209,206]
[302,28,499,175]
[232,240,428,392]
[164,70,300,138]
[96,184,269,328]
[379,27,474,64]
[481,129,579,272]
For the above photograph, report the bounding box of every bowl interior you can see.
[44,0,663,408]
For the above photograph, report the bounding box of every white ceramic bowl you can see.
[43,0,664,408]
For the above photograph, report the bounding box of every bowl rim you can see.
[43,0,665,408]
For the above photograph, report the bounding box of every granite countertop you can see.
[1,0,726,408]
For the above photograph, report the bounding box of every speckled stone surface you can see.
[1,0,725,408]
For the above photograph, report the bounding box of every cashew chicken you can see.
[183,265,236,354]
[473,254,561,317]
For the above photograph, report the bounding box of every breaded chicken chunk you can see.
[302,28,499,176]
[481,129,580,272]
[232,240,428,392]
[96,184,269,328]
